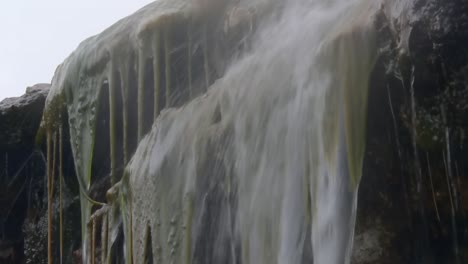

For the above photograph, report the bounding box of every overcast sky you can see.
[0,0,155,100]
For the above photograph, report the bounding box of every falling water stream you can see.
[41,0,380,263]
[127,1,378,263]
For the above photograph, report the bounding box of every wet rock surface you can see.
[0,84,50,264]
[0,84,81,264]
[353,0,468,263]
[0,84,49,151]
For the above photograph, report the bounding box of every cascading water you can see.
[41,0,380,263]
[126,1,378,264]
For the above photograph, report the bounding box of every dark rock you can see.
[0,84,81,264]
[0,84,50,151]
[0,84,50,264]
[353,0,468,263]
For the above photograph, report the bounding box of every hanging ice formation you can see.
[39,0,380,263]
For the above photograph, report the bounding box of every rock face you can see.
[0,84,50,263]
[353,0,468,263]
[0,84,82,264]
[0,0,467,263]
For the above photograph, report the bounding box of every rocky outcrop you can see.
[0,84,49,151]
[353,0,468,263]
[0,85,81,264]
[0,84,50,263]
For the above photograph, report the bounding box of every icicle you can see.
[102,213,109,264]
[441,105,459,211]
[409,66,424,198]
[441,102,461,263]
[109,62,118,185]
[47,131,58,264]
[106,182,121,264]
[92,219,97,264]
[138,49,147,141]
[153,31,161,119]
[443,150,460,263]
[203,24,210,89]
[87,219,93,264]
[59,124,64,264]
[126,192,133,264]
[46,131,53,264]
[164,23,172,108]
[88,206,110,264]
[129,206,134,264]
[120,66,129,164]
[187,21,193,99]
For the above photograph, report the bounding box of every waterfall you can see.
[41,0,379,263]
[127,1,378,263]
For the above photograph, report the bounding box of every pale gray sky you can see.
[0,0,155,100]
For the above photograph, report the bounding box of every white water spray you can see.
[126,1,379,263]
